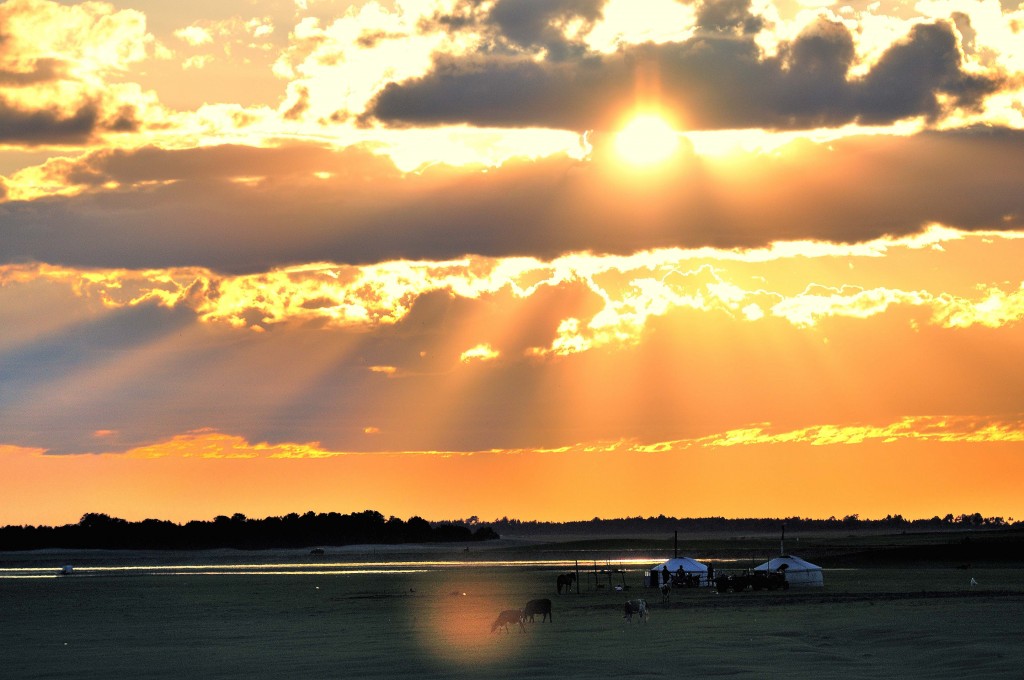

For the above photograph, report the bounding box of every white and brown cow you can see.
[623,598,648,623]
[491,609,525,633]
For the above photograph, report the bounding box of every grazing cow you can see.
[556,573,576,594]
[623,599,648,623]
[523,598,552,622]
[491,609,525,634]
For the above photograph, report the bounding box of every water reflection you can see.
[0,565,429,579]
[0,556,750,580]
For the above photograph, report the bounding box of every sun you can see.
[614,114,680,165]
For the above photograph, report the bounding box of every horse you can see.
[623,599,648,623]
[523,598,552,622]
[556,572,576,594]
[491,609,525,633]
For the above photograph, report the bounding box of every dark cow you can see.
[623,598,648,623]
[523,598,552,622]
[491,609,525,633]
[556,573,576,594]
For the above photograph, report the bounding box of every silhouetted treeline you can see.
[3,511,1016,551]
[0,511,500,551]
[470,512,1018,537]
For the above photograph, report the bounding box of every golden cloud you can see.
[95,413,1024,462]
[693,415,1024,447]
[4,226,1024,359]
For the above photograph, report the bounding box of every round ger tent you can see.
[647,557,709,587]
[754,555,823,587]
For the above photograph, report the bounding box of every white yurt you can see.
[646,556,709,587]
[754,555,823,587]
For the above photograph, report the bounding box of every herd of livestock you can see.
[491,564,792,633]
[490,595,649,633]
[490,571,652,634]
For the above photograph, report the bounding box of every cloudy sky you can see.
[2,0,1023,526]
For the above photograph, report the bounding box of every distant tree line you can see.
[467,512,1018,537]
[0,510,500,551]
[3,511,1016,551]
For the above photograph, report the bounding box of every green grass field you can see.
[2,537,1023,679]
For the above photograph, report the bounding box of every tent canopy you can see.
[651,557,708,574]
[754,555,823,586]
[648,556,709,587]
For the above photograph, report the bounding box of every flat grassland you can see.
[2,531,1023,679]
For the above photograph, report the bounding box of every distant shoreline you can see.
[4,526,1023,572]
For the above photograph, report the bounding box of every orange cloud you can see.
[460,343,499,363]
[693,416,1024,448]
[5,226,1022,356]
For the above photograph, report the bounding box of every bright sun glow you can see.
[614,115,681,165]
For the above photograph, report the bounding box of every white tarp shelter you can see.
[647,556,709,587]
[754,555,823,587]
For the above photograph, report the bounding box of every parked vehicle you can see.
[714,570,788,593]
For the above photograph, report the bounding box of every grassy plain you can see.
[2,531,1023,679]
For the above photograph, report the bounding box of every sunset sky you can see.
[2,0,1024,527]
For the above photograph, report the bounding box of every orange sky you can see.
[2,0,1024,526]
[3,433,1023,526]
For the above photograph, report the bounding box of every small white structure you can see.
[754,555,823,587]
[646,556,709,587]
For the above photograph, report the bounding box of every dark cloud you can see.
[489,0,604,60]
[283,86,310,120]
[856,22,994,124]
[421,0,487,31]
[0,58,67,86]
[770,18,856,126]
[785,18,855,83]
[0,100,98,145]
[696,0,765,35]
[421,0,605,60]
[370,19,1001,131]
[368,54,621,129]
[62,143,398,185]
[356,30,408,49]
[2,129,1023,273]
[106,105,141,133]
